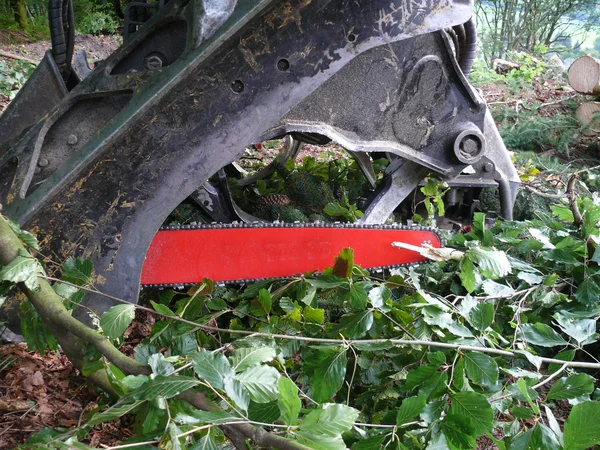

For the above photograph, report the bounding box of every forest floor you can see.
[0,33,599,448]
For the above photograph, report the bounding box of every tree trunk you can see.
[576,102,600,136]
[11,0,27,29]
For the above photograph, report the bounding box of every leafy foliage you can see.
[6,163,600,448]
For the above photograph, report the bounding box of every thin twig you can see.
[523,184,566,199]
[567,174,583,226]
[0,50,38,65]
[40,277,600,369]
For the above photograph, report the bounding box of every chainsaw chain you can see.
[143,221,444,289]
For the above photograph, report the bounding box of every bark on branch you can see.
[0,215,308,450]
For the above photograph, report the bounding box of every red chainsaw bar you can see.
[141,223,442,286]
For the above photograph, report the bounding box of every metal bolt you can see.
[67,134,78,145]
[460,137,481,156]
[38,158,49,167]
[277,58,290,71]
[231,80,245,93]
[145,55,163,70]
[484,162,494,172]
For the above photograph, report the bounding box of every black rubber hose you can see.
[459,17,477,77]
[48,0,74,80]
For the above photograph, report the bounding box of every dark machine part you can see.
[0,0,519,321]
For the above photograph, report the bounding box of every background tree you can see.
[475,0,600,64]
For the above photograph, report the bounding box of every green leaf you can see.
[87,399,144,426]
[150,300,175,316]
[259,289,272,314]
[299,403,359,436]
[235,365,280,403]
[224,376,250,411]
[459,257,477,293]
[303,347,347,403]
[278,377,301,426]
[62,258,93,285]
[191,349,235,390]
[551,205,575,223]
[100,304,135,340]
[133,375,200,400]
[467,247,511,279]
[396,395,427,426]
[468,303,495,331]
[463,352,499,388]
[516,378,539,415]
[553,313,597,344]
[82,359,104,376]
[333,311,373,339]
[230,346,276,372]
[482,279,515,297]
[509,424,561,450]
[0,251,44,290]
[440,414,477,449]
[520,323,568,347]
[511,405,535,419]
[574,276,600,305]
[248,400,280,423]
[303,305,325,324]
[191,435,218,450]
[7,220,39,249]
[175,410,241,425]
[564,401,600,450]
[449,391,493,436]
[403,364,440,392]
[332,248,354,278]
[295,432,346,450]
[348,283,368,311]
[547,374,595,400]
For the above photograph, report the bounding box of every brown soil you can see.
[0,30,121,64]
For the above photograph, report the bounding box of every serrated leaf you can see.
[303,347,347,403]
[547,374,595,400]
[87,399,145,426]
[333,311,373,339]
[278,377,301,426]
[450,391,493,436]
[574,276,600,305]
[224,376,250,411]
[230,346,276,372]
[482,279,515,297]
[248,400,280,423]
[553,313,597,344]
[303,305,325,324]
[7,220,39,249]
[551,205,575,223]
[459,257,477,293]
[234,365,280,403]
[440,414,476,449]
[564,401,600,449]
[463,351,498,388]
[0,252,43,290]
[348,283,368,310]
[467,247,511,279]
[517,271,544,285]
[332,248,354,278]
[100,304,135,340]
[259,289,272,315]
[299,403,359,436]
[191,349,234,390]
[295,432,346,450]
[468,302,495,331]
[82,360,104,376]
[396,395,427,426]
[520,323,568,347]
[403,364,440,392]
[510,424,561,450]
[150,300,175,316]
[62,258,93,285]
[133,375,199,400]
[191,435,218,450]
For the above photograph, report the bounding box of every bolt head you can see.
[67,134,78,145]
[145,55,163,70]
[484,162,494,172]
[460,137,481,155]
[38,158,49,167]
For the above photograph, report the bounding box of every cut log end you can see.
[568,55,600,95]
[576,102,600,135]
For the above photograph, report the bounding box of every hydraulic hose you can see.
[48,0,75,80]
[458,17,477,77]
